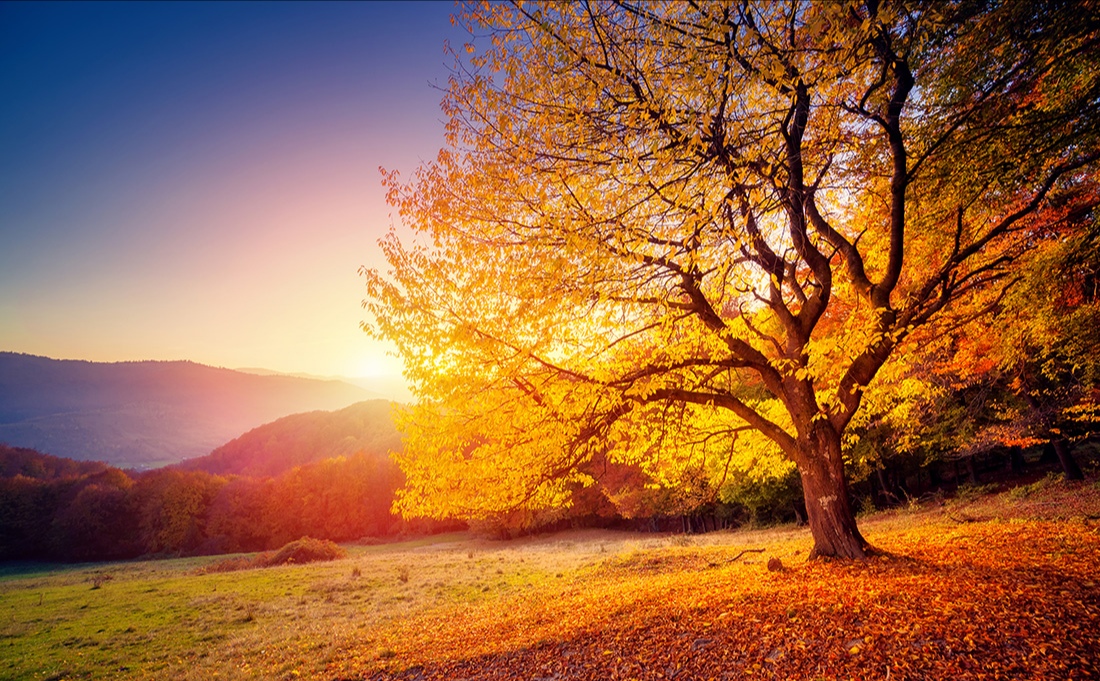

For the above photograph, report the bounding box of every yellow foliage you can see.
[364,1,1100,530]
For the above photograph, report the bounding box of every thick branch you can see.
[805,193,873,297]
[647,387,798,458]
[871,42,914,306]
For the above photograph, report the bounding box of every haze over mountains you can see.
[235,367,412,404]
[0,352,403,469]
[178,399,401,478]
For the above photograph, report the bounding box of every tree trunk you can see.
[797,425,869,559]
[1017,380,1081,480]
[965,456,980,485]
[930,463,944,488]
[1005,447,1025,476]
[875,466,898,505]
[1052,439,1084,481]
[793,502,806,525]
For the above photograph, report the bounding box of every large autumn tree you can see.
[366,0,1100,558]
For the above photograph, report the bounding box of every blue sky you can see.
[0,1,464,382]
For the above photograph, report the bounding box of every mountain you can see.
[0,353,373,469]
[235,367,412,403]
[178,399,401,478]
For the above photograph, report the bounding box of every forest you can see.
[0,444,401,561]
[0,370,1093,563]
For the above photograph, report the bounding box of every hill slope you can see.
[178,399,401,478]
[0,443,110,479]
[0,352,373,468]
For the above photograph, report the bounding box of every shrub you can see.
[954,483,999,503]
[1007,472,1063,500]
[196,555,260,574]
[89,572,114,589]
[857,496,877,517]
[719,469,804,526]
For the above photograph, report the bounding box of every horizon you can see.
[0,349,415,405]
[0,1,463,382]
[3,348,394,380]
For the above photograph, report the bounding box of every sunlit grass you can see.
[2,530,664,680]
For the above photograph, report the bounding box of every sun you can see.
[351,345,405,379]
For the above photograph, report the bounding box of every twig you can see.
[945,512,985,524]
[709,548,765,567]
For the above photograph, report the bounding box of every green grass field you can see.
[3,478,1099,680]
[1,529,670,680]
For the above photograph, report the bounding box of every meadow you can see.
[2,477,1098,680]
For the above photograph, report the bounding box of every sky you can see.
[0,1,465,386]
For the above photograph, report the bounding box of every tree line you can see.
[0,445,408,562]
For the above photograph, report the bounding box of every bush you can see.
[719,469,804,526]
[953,482,1000,503]
[1007,472,1062,500]
[195,536,346,574]
[195,555,259,574]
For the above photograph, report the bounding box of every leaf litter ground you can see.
[334,481,1100,681]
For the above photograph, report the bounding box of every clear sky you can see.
[0,1,463,382]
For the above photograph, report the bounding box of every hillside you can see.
[0,443,109,479]
[0,438,406,561]
[0,353,373,468]
[177,399,401,478]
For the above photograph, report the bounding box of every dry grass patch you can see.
[194,537,346,574]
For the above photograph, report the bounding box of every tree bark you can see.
[1005,447,1025,476]
[965,456,980,485]
[797,424,869,559]
[1052,439,1084,481]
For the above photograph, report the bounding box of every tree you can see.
[905,203,1100,480]
[366,1,1100,558]
[134,469,224,556]
[996,210,1100,479]
[50,477,139,561]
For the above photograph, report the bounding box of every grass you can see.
[0,530,632,680]
[1,481,1098,680]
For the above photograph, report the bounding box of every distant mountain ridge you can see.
[178,399,401,478]
[235,367,412,403]
[0,352,375,468]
